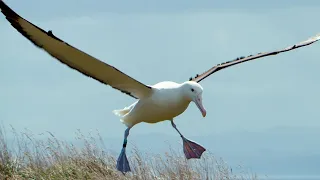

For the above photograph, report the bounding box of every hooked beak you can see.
[194,95,206,117]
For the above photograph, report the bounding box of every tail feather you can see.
[113,109,131,127]
[113,109,130,117]
[113,103,136,127]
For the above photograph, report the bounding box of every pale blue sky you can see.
[1,0,320,141]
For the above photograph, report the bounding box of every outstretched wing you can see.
[0,0,153,99]
[190,34,320,83]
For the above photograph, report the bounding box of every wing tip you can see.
[313,33,320,41]
[299,33,320,45]
[0,0,20,20]
[306,33,320,42]
[0,1,66,49]
[0,1,30,40]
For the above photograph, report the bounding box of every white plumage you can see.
[113,81,205,127]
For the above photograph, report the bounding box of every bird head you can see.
[181,81,206,117]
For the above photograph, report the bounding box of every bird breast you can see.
[143,88,191,121]
[125,86,191,124]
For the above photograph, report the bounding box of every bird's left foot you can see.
[182,137,206,159]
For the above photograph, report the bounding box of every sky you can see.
[1,0,320,136]
[1,0,320,176]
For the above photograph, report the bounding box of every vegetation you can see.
[0,126,258,180]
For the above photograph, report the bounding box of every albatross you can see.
[0,0,319,173]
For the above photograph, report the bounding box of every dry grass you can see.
[0,126,258,180]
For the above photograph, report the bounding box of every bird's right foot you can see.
[116,148,131,174]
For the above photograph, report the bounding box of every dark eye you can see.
[191,88,194,92]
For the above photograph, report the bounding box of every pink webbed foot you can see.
[182,138,206,159]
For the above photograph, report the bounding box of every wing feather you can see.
[190,34,320,83]
[0,1,152,99]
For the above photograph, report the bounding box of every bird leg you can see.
[116,127,131,173]
[171,120,206,159]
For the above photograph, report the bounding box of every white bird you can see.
[0,0,319,173]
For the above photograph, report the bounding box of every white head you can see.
[181,81,207,117]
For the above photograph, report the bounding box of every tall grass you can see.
[0,126,258,180]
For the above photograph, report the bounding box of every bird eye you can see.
[191,88,194,92]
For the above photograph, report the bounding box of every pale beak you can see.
[194,95,206,117]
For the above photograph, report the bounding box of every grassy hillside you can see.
[0,127,257,180]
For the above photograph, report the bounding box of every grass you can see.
[0,126,258,180]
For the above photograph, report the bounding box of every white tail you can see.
[113,109,130,117]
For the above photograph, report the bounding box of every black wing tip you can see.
[0,1,68,47]
[0,0,20,20]
[0,1,39,45]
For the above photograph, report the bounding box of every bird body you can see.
[113,81,202,127]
